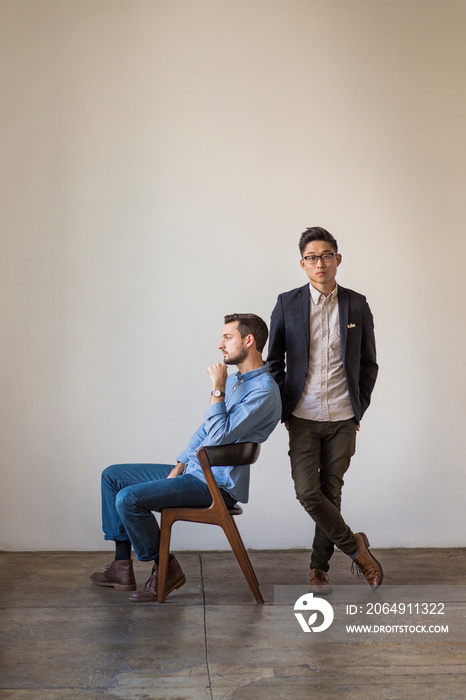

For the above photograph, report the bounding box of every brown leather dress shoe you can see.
[310,568,332,594]
[90,559,137,591]
[352,532,383,590]
[129,555,186,602]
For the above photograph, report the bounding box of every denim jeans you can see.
[288,417,359,569]
[101,463,237,562]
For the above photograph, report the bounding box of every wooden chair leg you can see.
[221,518,264,603]
[229,516,261,589]
[158,512,174,603]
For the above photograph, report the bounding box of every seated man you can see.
[91,313,281,602]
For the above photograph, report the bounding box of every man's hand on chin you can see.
[207,362,228,388]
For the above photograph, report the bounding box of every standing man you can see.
[267,227,382,592]
[91,313,281,602]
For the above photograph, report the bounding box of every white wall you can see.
[1,0,465,552]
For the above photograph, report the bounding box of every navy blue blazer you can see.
[267,284,378,424]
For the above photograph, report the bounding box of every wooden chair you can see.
[157,442,263,603]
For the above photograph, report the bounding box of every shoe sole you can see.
[90,579,137,591]
[165,575,187,597]
[358,532,384,590]
[128,575,187,603]
[309,586,333,595]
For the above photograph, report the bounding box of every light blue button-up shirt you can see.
[177,362,281,502]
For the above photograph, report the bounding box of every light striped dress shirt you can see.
[292,283,354,422]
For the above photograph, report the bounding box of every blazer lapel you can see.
[299,284,310,356]
[338,286,349,361]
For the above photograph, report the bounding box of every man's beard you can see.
[224,348,248,365]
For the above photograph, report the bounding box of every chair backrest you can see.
[199,442,261,467]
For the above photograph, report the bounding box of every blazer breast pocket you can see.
[345,324,363,352]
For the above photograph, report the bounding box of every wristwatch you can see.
[211,390,226,398]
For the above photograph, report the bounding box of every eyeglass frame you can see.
[301,252,337,265]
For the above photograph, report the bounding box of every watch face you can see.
[213,390,221,397]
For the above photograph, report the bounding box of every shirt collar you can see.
[309,282,338,306]
[235,362,270,381]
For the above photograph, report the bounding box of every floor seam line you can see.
[200,552,214,700]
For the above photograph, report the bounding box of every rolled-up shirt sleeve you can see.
[176,422,207,465]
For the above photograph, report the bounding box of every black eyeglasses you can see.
[302,253,336,265]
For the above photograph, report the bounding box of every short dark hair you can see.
[224,313,268,353]
[298,226,338,256]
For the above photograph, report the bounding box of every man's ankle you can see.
[114,540,132,561]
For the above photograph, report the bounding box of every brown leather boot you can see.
[90,559,137,591]
[129,556,186,602]
[352,532,383,590]
[309,568,332,594]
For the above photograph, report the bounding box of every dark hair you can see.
[298,227,338,256]
[224,313,268,353]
